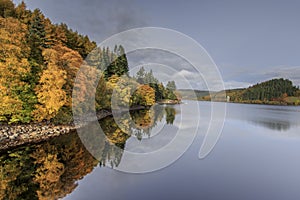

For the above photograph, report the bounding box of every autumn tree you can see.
[107,75,134,108]
[33,48,67,122]
[0,17,33,123]
[132,84,155,106]
[0,0,15,18]
[31,144,65,200]
[15,1,31,24]
[73,65,96,111]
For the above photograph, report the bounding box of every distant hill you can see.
[177,89,211,100]
[183,78,300,105]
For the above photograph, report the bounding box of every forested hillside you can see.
[0,0,96,124]
[201,78,300,105]
[241,78,298,101]
[0,0,179,124]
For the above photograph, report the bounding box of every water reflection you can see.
[227,104,300,132]
[165,107,176,124]
[0,133,98,200]
[0,106,176,199]
[250,119,291,131]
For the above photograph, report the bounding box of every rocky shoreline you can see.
[0,106,145,152]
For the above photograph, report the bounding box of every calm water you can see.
[1,101,300,200]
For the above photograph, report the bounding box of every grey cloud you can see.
[17,0,147,42]
[224,80,252,89]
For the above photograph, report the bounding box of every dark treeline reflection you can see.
[0,106,176,199]
[250,119,291,131]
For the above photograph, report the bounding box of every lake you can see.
[1,101,300,200]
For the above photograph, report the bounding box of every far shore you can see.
[182,98,300,106]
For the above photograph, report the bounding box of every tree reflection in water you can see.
[0,105,176,199]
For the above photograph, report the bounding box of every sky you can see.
[13,0,300,89]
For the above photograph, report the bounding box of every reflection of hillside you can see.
[99,116,131,145]
[130,105,176,140]
[76,120,128,168]
[132,109,155,129]
[0,129,126,200]
[250,119,291,131]
[0,132,98,200]
[0,106,178,199]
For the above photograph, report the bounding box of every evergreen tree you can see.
[28,9,47,64]
[166,81,176,91]
[136,67,145,84]
[104,45,129,79]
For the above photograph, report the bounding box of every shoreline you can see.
[0,106,146,152]
[185,99,300,106]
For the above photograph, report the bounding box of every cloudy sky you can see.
[13,0,300,89]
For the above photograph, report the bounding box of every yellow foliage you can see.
[0,17,30,122]
[107,75,140,108]
[33,50,67,121]
[135,84,156,106]
[53,45,83,106]
[133,109,154,129]
[72,64,101,113]
[0,96,23,121]
[0,17,29,58]
[33,45,83,121]
[32,145,65,200]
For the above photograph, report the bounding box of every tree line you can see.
[241,78,298,101]
[226,78,300,105]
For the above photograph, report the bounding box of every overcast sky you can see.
[13,0,300,89]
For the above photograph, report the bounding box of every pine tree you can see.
[28,9,47,64]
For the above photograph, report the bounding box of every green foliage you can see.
[28,9,47,64]
[51,106,73,125]
[136,67,158,84]
[59,23,96,58]
[166,81,176,91]
[165,107,176,124]
[200,78,300,105]
[134,67,179,102]
[103,45,129,79]
[242,78,298,101]
[0,147,37,199]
